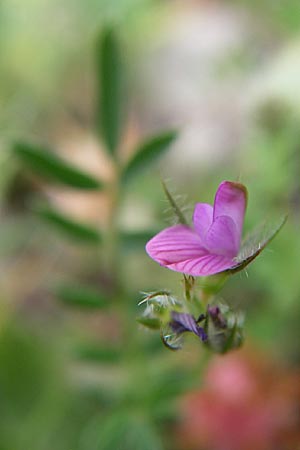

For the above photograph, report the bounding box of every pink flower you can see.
[177,351,300,450]
[146,181,247,276]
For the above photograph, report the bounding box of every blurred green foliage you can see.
[13,142,104,189]
[236,0,300,34]
[96,27,124,156]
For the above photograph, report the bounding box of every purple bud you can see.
[207,305,227,329]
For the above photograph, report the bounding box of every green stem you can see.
[102,163,123,296]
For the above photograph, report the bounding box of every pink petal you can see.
[145,224,205,266]
[193,203,213,240]
[166,253,235,276]
[213,181,247,245]
[205,215,239,258]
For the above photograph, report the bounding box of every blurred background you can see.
[1,0,300,449]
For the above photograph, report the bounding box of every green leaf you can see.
[121,131,177,184]
[162,179,188,224]
[228,214,287,274]
[35,205,102,244]
[96,27,123,156]
[55,283,108,309]
[13,142,104,190]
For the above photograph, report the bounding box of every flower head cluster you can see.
[140,180,286,353]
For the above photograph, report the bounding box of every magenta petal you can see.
[166,253,235,276]
[205,215,239,258]
[213,181,247,244]
[145,224,205,266]
[193,203,213,240]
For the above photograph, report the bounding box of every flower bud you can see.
[137,290,181,331]
[204,303,244,354]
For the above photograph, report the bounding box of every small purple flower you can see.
[170,311,207,342]
[146,181,247,277]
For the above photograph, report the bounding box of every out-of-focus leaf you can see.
[96,27,123,156]
[13,142,103,190]
[35,205,102,243]
[228,214,287,274]
[55,284,108,309]
[80,413,163,450]
[120,230,159,251]
[150,369,193,402]
[121,131,177,184]
[0,325,48,416]
[75,344,121,363]
[162,179,188,224]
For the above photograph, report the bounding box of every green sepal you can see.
[161,179,187,225]
[228,214,287,274]
[137,316,161,330]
